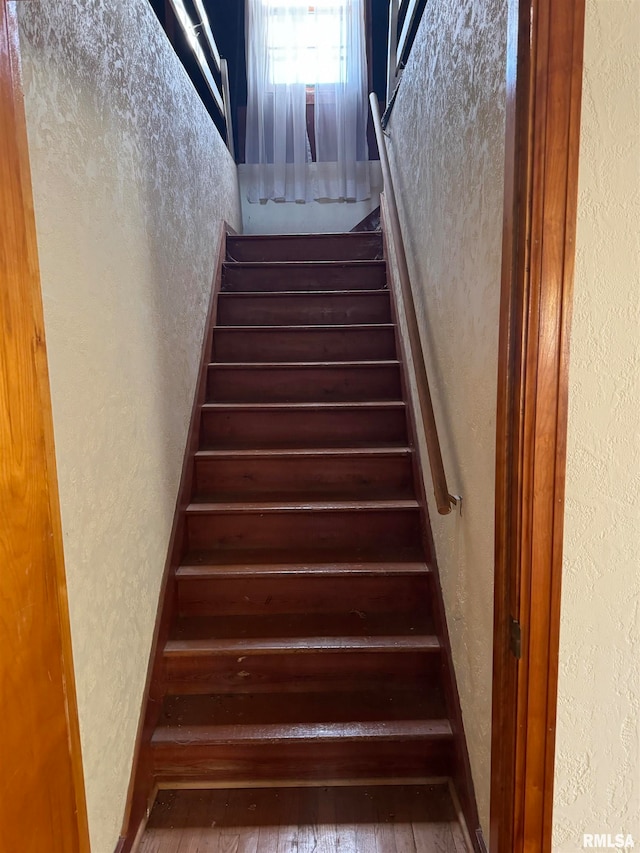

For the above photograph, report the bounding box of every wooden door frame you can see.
[0,1,89,849]
[490,1,586,851]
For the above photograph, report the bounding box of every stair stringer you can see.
[380,195,484,850]
[115,222,231,853]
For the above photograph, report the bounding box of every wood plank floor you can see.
[138,784,471,852]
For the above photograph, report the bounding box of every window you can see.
[265,2,346,86]
[245,0,370,202]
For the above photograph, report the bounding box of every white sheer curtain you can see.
[245,0,370,203]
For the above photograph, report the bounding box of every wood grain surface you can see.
[139,785,470,853]
[0,2,89,850]
[491,1,586,851]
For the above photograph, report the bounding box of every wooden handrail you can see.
[165,0,235,159]
[386,0,399,104]
[369,93,456,515]
[192,0,221,71]
[167,0,224,113]
[396,0,421,66]
[220,59,235,161]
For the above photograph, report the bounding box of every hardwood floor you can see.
[139,784,471,852]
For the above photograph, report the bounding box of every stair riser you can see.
[222,263,387,292]
[159,687,445,726]
[206,365,402,404]
[217,293,391,327]
[185,509,422,553]
[200,408,408,449]
[163,650,440,695]
[227,234,383,262]
[193,454,414,501]
[177,574,429,617]
[212,327,397,363]
[152,740,453,783]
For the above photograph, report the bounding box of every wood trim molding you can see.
[117,223,230,853]
[0,2,90,849]
[490,1,586,851]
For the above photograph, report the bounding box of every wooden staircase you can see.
[128,231,473,836]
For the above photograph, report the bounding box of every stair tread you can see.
[218,289,387,298]
[214,323,395,331]
[152,719,453,746]
[194,447,412,459]
[208,360,400,369]
[165,635,440,655]
[169,612,433,641]
[202,401,405,410]
[227,231,381,236]
[177,563,427,578]
[223,260,386,269]
[178,548,428,575]
[157,689,447,729]
[186,499,420,513]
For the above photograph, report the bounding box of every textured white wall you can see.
[16,2,241,851]
[553,2,640,850]
[385,0,507,835]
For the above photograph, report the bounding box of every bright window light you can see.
[265,2,346,85]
